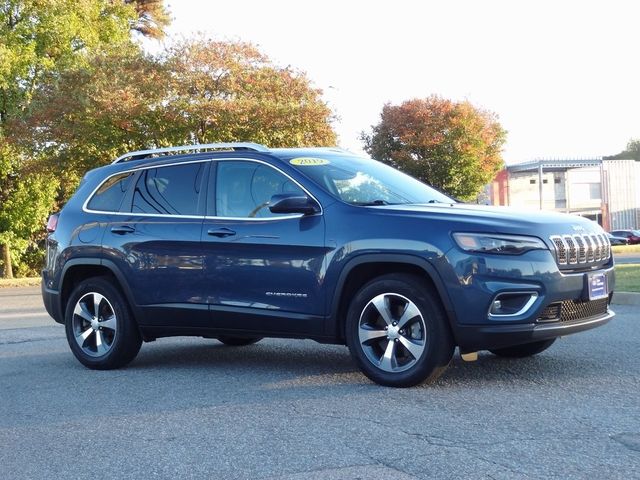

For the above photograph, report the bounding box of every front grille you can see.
[538,303,562,322]
[550,233,610,267]
[537,298,609,323]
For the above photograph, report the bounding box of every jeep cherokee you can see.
[41,142,615,387]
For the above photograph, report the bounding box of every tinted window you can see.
[131,163,204,215]
[215,161,304,218]
[87,172,134,212]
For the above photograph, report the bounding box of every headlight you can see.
[452,232,548,255]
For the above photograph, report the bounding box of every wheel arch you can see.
[59,258,142,324]
[329,254,457,342]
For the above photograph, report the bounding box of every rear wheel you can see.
[217,335,262,346]
[489,339,556,358]
[346,273,454,388]
[64,277,141,369]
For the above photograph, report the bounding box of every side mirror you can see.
[268,193,320,215]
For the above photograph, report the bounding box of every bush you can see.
[15,242,45,277]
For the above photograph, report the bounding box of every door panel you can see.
[202,160,327,334]
[103,161,209,326]
[202,216,326,309]
[105,217,207,325]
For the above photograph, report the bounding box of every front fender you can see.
[327,253,458,339]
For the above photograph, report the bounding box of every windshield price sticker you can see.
[289,157,330,166]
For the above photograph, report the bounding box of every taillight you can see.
[46,214,59,233]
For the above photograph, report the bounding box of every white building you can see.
[489,158,640,230]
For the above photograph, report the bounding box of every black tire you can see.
[64,277,142,369]
[489,339,556,358]
[217,335,262,346]
[346,273,454,388]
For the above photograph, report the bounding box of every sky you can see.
[154,0,640,164]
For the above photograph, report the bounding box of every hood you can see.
[370,203,605,237]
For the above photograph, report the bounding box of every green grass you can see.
[612,244,640,254]
[614,264,640,292]
[0,277,40,288]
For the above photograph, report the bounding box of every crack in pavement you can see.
[293,408,614,479]
[0,338,56,345]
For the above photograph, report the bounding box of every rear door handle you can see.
[207,227,236,238]
[110,225,135,235]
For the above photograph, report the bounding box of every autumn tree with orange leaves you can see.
[21,39,336,183]
[362,96,506,201]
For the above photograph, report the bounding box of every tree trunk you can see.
[2,242,13,279]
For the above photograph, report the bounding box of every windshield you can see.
[286,155,454,205]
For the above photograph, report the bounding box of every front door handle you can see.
[207,227,236,238]
[110,225,135,235]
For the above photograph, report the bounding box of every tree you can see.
[0,170,59,277]
[0,0,170,277]
[604,139,640,161]
[161,40,337,148]
[125,0,171,39]
[361,96,507,201]
[19,39,337,178]
[17,51,167,188]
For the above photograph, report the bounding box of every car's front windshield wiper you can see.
[353,200,395,206]
[411,199,456,205]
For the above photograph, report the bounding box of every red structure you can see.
[490,169,509,206]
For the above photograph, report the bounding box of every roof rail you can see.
[316,147,357,155]
[112,142,270,164]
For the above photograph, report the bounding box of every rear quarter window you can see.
[87,172,134,212]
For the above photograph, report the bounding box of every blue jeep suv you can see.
[41,143,615,387]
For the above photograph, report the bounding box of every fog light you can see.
[489,292,538,317]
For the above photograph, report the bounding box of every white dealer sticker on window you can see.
[289,157,330,166]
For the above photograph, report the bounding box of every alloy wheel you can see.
[358,292,427,373]
[71,292,117,357]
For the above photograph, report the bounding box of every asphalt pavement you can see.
[1,287,639,480]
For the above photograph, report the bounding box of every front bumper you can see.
[454,307,614,351]
[440,248,616,351]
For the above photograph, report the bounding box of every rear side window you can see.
[131,163,204,215]
[87,172,134,212]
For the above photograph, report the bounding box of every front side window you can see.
[214,161,305,218]
[87,172,134,212]
[131,163,204,215]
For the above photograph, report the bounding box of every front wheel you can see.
[346,274,454,388]
[489,339,556,358]
[64,277,142,370]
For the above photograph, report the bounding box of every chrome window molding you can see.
[82,158,212,216]
[82,157,323,221]
[204,214,304,222]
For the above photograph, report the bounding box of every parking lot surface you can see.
[1,287,638,479]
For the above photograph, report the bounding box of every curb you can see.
[612,292,640,306]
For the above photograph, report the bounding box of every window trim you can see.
[207,158,322,221]
[85,171,135,213]
[128,161,208,217]
[82,157,323,221]
[83,158,212,218]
